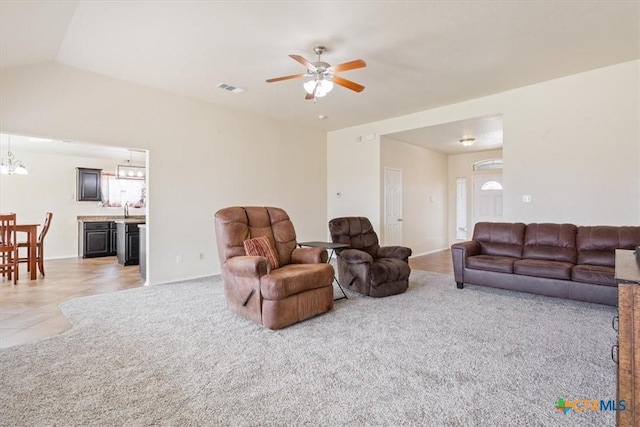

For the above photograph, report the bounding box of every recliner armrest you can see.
[339,248,373,264]
[224,256,269,278]
[291,247,328,264]
[377,246,412,260]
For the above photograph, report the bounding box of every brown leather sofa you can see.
[328,216,412,297]
[451,222,640,306]
[214,206,334,329]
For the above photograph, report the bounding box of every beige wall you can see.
[502,62,639,224]
[329,61,640,240]
[380,136,448,255]
[0,63,328,284]
[326,128,380,234]
[447,149,503,245]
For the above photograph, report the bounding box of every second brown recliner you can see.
[329,216,412,297]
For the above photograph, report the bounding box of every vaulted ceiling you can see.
[1,1,638,137]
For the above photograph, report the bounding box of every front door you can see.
[384,167,403,246]
[472,175,503,228]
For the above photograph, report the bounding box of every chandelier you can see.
[117,149,145,180]
[0,135,28,175]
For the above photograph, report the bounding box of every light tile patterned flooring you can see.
[1,257,144,348]
[1,250,453,348]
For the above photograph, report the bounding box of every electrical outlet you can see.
[176,254,183,263]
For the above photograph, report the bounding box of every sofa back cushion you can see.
[523,223,577,263]
[577,226,640,267]
[472,222,526,258]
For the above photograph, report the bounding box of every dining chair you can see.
[0,213,19,284]
[18,212,53,277]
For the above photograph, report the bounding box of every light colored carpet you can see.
[0,271,618,426]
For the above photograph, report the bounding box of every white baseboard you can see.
[409,248,449,259]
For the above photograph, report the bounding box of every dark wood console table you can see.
[616,249,640,426]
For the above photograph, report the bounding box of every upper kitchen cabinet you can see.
[76,167,102,201]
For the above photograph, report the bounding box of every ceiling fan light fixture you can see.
[303,79,334,97]
[460,137,476,147]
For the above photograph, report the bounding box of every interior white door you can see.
[384,167,403,246]
[472,175,503,228]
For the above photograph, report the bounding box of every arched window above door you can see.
[473,159,503,171]
[480,180,503,190]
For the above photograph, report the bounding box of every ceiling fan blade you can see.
[328,59,367,73]
[305,92,315,100]
[332,75,365,93]
[289,54,317,71]
[266,73,306,83]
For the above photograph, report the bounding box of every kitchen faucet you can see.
[124,203,129,218]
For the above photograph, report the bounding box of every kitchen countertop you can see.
[114,219,146,224]
[77,215,146,222]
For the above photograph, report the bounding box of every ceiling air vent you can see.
[216,83,244,94]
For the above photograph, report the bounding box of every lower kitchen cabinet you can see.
[117,222,141,266]
[79,222,117,258]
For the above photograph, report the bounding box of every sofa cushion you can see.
[514,259,574,280]
[577,226,640,267]
[523,223,577,263]
[472,222,526,258]
[572,264,616,287]
[467,255,518,274]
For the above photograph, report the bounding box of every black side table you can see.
[298,241,349,300]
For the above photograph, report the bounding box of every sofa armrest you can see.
[450,241,480,285]
[339,248,374,264]
[377,246,412,260]
[451,240,480,257]
[291,247,328,264]
[224,256,270,278]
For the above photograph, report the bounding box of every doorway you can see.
[384,167,403,246]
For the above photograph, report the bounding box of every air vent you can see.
[216,82,244,94]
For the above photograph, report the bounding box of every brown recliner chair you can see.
[329,217,412,297]
[214,206,334,329]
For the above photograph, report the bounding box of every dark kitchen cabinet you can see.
[79,221,117,258]
[117,222,141,266]
[109,227,118,256]
[76,167,102,201]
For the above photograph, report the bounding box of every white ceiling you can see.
[386,114,503,155]
[0,1,638,150]
[0,133,145,162]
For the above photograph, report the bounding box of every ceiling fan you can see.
[266,46,366,100]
